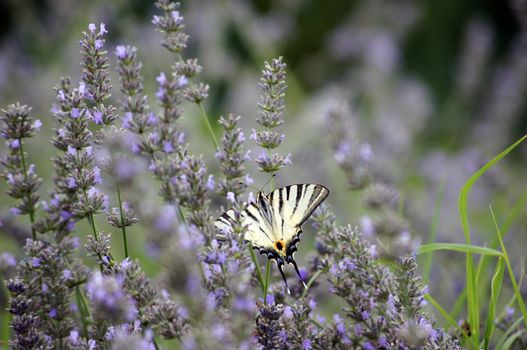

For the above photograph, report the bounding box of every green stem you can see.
[18,141,36,240]
[75,286,89,338]
[153,336,160,350]
[300,270,322,300]
[249,247,265,294]
[197,102,219,150]
[115,181,129,258]
[263,259,271,304]
[175,52,218,150]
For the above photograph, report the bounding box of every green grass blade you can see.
[490,206,527,331]
[483,257,505,350]
[423,179,446,286]
[476,189,527,286]
[495,317,524,349]
[458,133,527,346]
[502,329,525,350]
[452,189,527,320]
[418,243,503,256]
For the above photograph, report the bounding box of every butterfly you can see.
[214,183,329,294]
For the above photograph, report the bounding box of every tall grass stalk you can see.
[458,133,527,347]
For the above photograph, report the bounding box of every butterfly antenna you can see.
[290,258,307,289]
[277,262,291,295]
[262,174,276,192]
[237,174,276,193]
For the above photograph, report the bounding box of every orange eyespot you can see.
[274,239,286,254]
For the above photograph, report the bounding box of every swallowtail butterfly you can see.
[214,183,329,294]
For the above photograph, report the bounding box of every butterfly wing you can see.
[214,203,275,255]
[267,183,329,259]
[214,184,329,294]
[270,183,329,230]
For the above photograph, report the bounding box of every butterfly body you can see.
[215,184,329,293]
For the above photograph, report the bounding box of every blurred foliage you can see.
[1,0,527,331]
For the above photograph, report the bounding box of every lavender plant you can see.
[5,1,520,350]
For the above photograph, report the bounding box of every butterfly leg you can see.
[275,260,291,295]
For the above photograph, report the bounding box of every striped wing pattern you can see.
[214,183,329,293]
[214,184,329,254]
[270,184,330,233]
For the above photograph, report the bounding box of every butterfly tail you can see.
[289,258,307,289]
[276,262,291,295]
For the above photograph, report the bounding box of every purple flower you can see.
[57,90,66,101]
[360,216,374,236]
[171,10,183,23]
[71,108,80,118]
[363,342,375,350]
[163,141,174,153]
[33,119,42,130]
[88,23,96,33]
[67,177,77,189]
[31,257,41,267]
[301,339,312,350]
[0,252,16,267]
[60,210,73,220]
[265,294,275,305]
[226,192,236,203]
[284,153,292,165]
[283,306,293,319]
[115,45,127,59]
[99,23,107,35]
[359,143,372,161]
[69,330,80,344]
[50,195,60,207]
[308,298,317,310]
[78,82,86,96]
[86,272,137,322]
[233,296,255,312]
[9,207,21,215]
[92,111,103,124]
[250,128,257,141]
[94,39,104,50]
[369,245,377,258]
[147,112,157,126]
[206,175,215,191]
[177,75,188,87]
[239,174,252,187]
[93,166,103,184]
[156,72,167,84]
[278,330,288,342]
[379,336,388,347]
[67,145,77,156]
[243,150,251,161]
[10,139,20,149]
[6,174,15,185]
[48,308,57,318]
[131,142,141,154]
[354,324,362,335]
[87,187,98,198]
[122,112,132,129]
